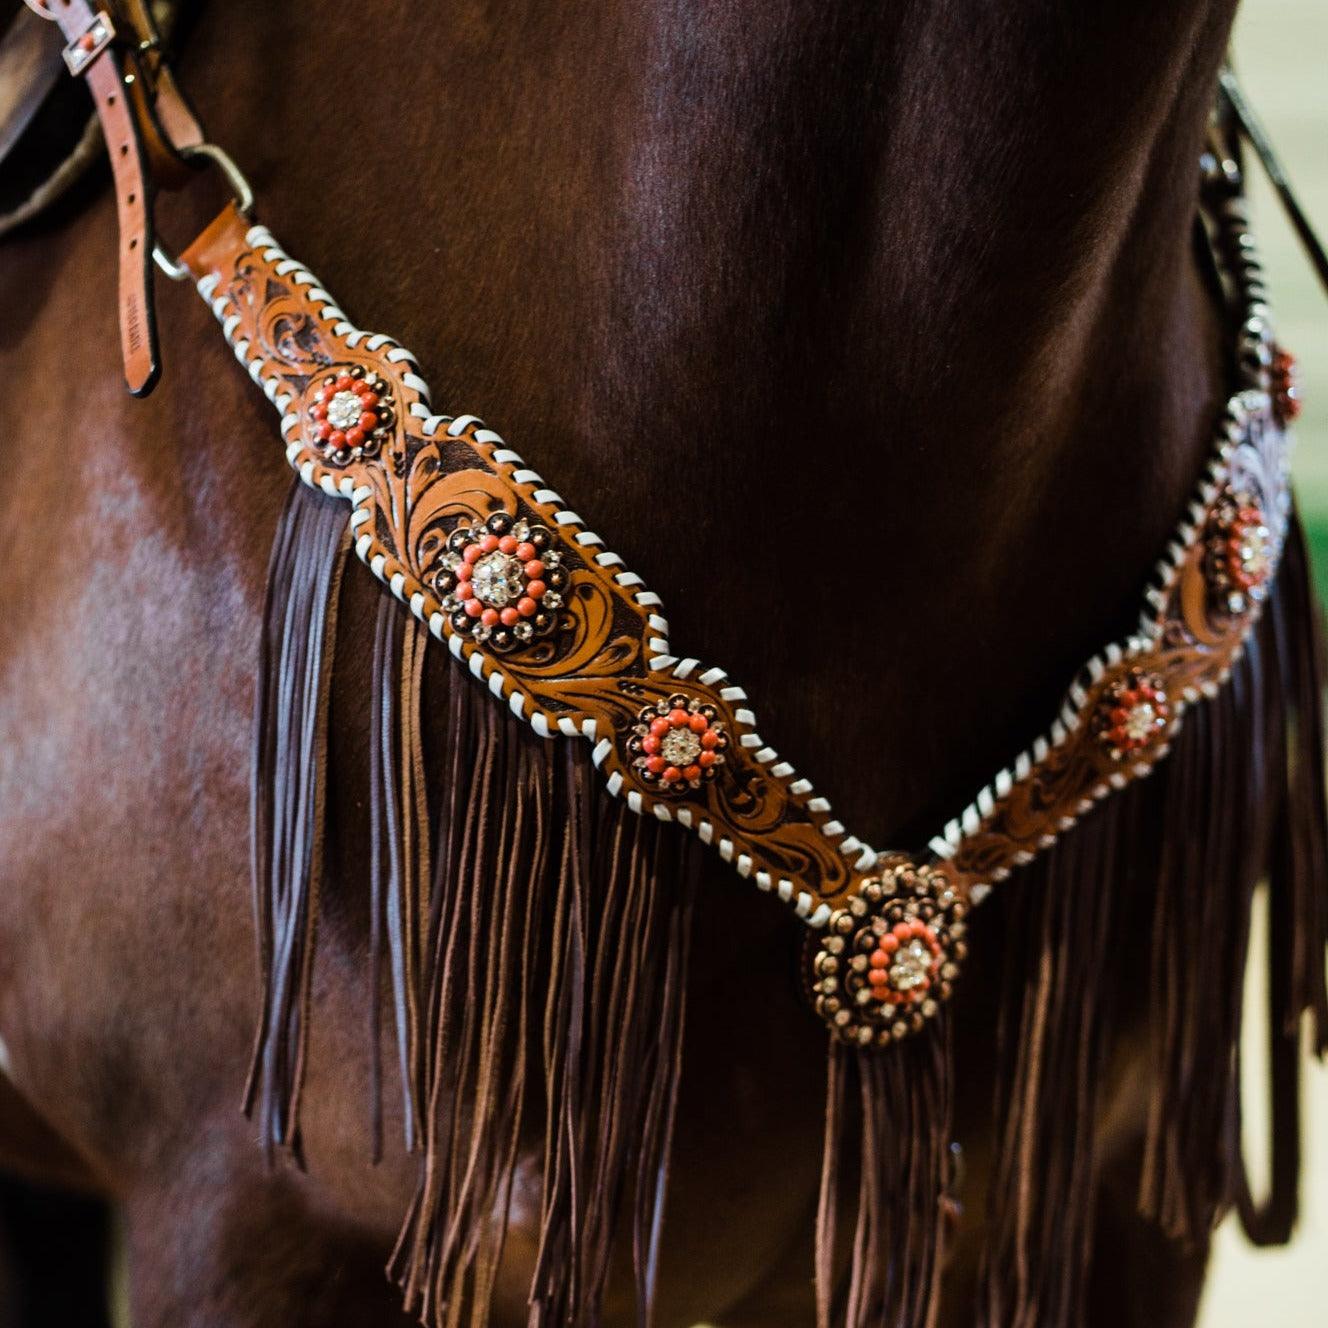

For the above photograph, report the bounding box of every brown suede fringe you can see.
[815,1025,954,1328]
[245,483,351,1163]
[250,484,701,1327]
[970,509,1328,1327]
[380,660,701,1328]
[247,483,1327,1327]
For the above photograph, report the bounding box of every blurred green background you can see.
[1201,3,1327,1324]
[1236,4,1328,578]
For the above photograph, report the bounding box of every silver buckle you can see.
[62,10,115,77]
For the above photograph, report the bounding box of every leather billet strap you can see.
[116,0,205,177]
[24,0,158,391]
[21,0,204,392]
[176,167,1294,1044]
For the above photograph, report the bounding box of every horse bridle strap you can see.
[35,8,1301,1048]
[22,0,204,392]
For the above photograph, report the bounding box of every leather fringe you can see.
[368,596,432,1162]
[815,1024,954,1328]
[976,777,1138,1325]
[972,509,1328,1325]
[1235,512,1328,1243]
[357,611,701,1327]
[1136,634,1265,1238]
[248,486,1325,1327]
[524,754,699,1328]
[249,484,699,1325]
[245,483,352,1162]
[1141,512,1328,1242]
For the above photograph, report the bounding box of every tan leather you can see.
[26,0,158,393]
[181,205,867,913]
[179,203,1292,953]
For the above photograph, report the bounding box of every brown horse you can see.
[0,1,1320,1325]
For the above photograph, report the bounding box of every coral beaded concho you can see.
[165,145,1293,1049]
[32,0,1296,1052]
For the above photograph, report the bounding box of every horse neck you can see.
[176,0,1240,840]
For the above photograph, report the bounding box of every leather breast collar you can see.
[21,0,1303,1051]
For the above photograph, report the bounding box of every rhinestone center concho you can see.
[305,365,395,467]
[659,726,702,767]
[1236,524,1272,583]
[883,932,941,996]
[1121,702,1159,745]
[325,390,364,432]
[810,863,966,1046]
[1094,670,1170,760]
[1230,510,1273,589]
[434,513,568,654]
[627,695,728,793]
[1207,491,1277,616]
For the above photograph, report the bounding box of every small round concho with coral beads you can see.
[435,513,568,653]
[1092,669,1170,760]
[627,695,728,793]
[1206,491,1275,615]
[810,862,966,1046]
[305,365,395,466]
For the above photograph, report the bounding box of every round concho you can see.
[627,695,728,793]
[435,513,568,652]
[305,365,395,466]
[1091,668,1170,761]
[1205,490,1275,616]
[809,862,967,1047]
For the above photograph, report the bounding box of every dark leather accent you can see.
[0,3,95,233]
[0,6,64,165]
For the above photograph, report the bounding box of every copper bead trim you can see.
[811,862,967,1047]
[1271,346,1301,427]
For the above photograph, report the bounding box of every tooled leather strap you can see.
[179,205,868,916]
[175,178,1295,1046]
[24,0,158,393]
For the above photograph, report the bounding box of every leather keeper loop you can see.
[116,0,206,185]
[152,142,254,281]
